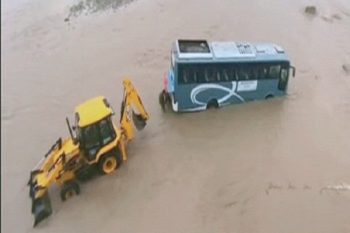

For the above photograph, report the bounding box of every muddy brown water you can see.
[2,0,350,232]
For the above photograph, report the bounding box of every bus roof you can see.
[173,39,290,63]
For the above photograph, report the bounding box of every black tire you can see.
[159,90,170,112]
[76,165,97,182]
[206,99,219,109]
[159,91,166,112]
[98,149,122,175]
[265,94,274,99]
[60,181,80,201]
[115,150,122,169]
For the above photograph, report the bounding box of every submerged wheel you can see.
[265,94,274,99]
[159,90,170,112]
[60,181,80,201]
[206,99,219,109]
[76,165,97,182]
[98,151,122,175]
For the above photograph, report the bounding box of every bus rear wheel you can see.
[206,99,219,110]
[265,94,274,100]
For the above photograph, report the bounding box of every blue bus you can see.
[159,39,295,112]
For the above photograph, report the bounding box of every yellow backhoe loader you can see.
[28,79,149,227]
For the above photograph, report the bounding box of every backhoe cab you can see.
[28,79,149,227]
[73,96,121,167]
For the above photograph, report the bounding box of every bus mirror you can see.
[290,66,296,77]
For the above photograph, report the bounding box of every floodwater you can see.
[2,0,350,232]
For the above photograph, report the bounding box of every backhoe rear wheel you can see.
[98,151,122,175]
[60,181,80,201]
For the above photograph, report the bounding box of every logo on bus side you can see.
[237,80,258,92]
[190,81,245,106]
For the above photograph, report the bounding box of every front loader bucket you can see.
[32,192,52,227]
[132,111,147,131]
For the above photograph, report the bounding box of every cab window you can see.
[99,118,116,145]
[82,125,100,150]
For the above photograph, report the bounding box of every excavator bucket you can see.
[132,111,147,130]
[28,172,52,227]
[32,192,52,227]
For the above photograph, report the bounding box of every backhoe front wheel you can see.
[98,152,122,175]
[60,181,80,201]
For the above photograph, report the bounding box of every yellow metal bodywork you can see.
[85,126,128,164]
[120,79,150,141]
[33,138,80,199]
[29,79,149,210]
[32,128,126,200]
[75,96,113,128]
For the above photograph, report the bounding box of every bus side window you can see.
[216,71,221,81]
[178,65,187,84]
[237,66,250,81]
[269,65,281,79]
[196,65,205,83]
[205,65,216,83]
[183,68,188,84]
[222,69,229,81]
[186,67,197,84]
[192,68,198,83]
[180,66,199,84]
[222,65,236,81]
[250,65,259,80]
[230,67,237,81]
[258,65,268,79]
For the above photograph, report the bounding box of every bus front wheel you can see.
[159,90,170,112]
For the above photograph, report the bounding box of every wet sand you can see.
[2,0,350,232]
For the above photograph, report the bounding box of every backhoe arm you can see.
[119,79,150,141]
